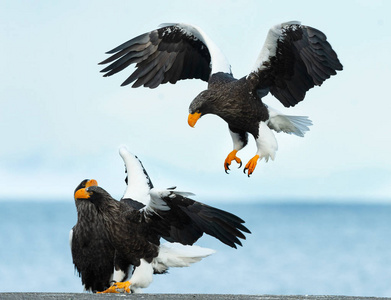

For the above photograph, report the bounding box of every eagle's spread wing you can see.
[248,21,343,107]
[141,188,250,248]
[100,24,230,88]
[118,147,250,248]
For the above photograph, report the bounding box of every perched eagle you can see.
[69,179,115,292]
[70,146,250,293]
[99,21,342,176]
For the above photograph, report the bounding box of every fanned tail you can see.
[267,106,312,137]
[152,242,215,274]
[281,115,312,137]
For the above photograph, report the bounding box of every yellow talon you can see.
[244,155,260,177]
[97,281,131,294]
[97,286,119,294]
[224,150,242,173]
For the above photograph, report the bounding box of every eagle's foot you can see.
[244,155,260,177]
[224,150,242,173]
[97,281,131,294]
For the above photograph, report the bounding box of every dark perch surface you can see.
[0,294,389,300]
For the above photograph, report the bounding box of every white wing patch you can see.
[144,188,171,215]
[145,188,195,216]
[160,23,232,76]
[249,21,301,74]
[119,146,151,205]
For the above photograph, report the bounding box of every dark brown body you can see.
[90,193,160,268]
[71,200,115,292]
[208,74,269,137]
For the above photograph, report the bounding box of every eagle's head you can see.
[188,90,217,127]
[74,184,115,211]
[74,179,98,197]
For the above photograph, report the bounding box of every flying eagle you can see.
[70,146,250,293]
[99,21,342,176]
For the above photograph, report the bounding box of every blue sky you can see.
[1,0,390,202]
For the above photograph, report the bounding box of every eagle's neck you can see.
[76,200,100,224]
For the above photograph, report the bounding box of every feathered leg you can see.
[225,128,248,173]
[244,122,278,176]
[97,260,131,293]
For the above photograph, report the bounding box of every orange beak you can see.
[74,188,92,199]
[86,179,98,187]
[188,112,201,127]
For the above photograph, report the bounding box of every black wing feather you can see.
[99,25,211,88]
[252,23,342,107]
[146,192,250,248]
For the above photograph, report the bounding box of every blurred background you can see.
[1,0,390,296]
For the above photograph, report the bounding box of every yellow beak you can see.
[85,179,98,188]
[74,188,92,199]
[188,112,201,127]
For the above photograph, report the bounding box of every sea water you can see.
[0,201,390,297]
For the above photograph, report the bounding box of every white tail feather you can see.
[152,243,215,273]
[267,106,312,137]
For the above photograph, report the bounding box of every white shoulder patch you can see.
[160,23,232,76]
[249,21,301,75]
[144,188,171,215]
[146,188,195,215]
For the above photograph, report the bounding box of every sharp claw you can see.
[224,150,242,174]
[244,155,259,177]
[225,163,230,174]
[97,281,131,294]
[97,286,119,294]
[244,168,252,177]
